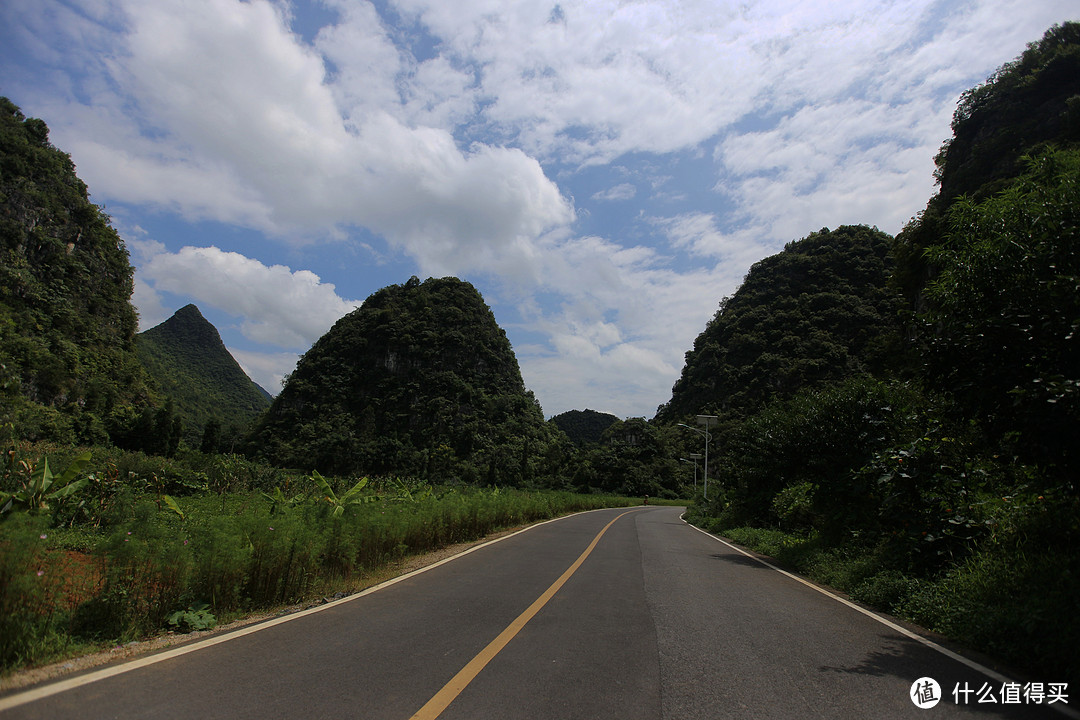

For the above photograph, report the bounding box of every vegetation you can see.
[137,304,271,451]
[246,276,569,484]
[0,97,155,448]
[2,21,1079,690]
[550,409,620,445]
[0,439,636,672]
[656,224,903,422]
[680,24,1080,687]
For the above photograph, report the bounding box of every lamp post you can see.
[697,415,717,500]
[679,453,703,493]
[679,416,717,500]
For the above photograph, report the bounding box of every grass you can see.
[0,486,637,676]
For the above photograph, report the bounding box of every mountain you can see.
[889,22,1080,475]
[893,22,1080,308]
[136,304,272,446]
[0,97,154,445]
[550,409,620,445]
[247,276,561,481]
[656,225,902,423]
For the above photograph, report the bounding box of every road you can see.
[0,506,1073,719]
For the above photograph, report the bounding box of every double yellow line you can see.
[409,509,640,720]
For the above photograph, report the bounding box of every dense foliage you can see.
[657,225,902,422]
[247,276,565,482]
[922,148,1080,477]
[137,304,271,451]
[0,97,154,446]
[549,408,619,445]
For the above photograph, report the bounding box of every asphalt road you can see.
[0,506,1073,719]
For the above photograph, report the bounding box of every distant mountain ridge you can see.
[137,304,271,440]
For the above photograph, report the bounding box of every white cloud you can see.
[5,0,1075,419]
[591,183,637,202]
[506,232,748,418]
[649,211,771,268]
[139,246,359,348]
[228,348,298,396]
[31,0,572,284]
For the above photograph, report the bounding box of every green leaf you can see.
[311,469,337,504]
[163,494,185,520]
[55,451,92,485]
[339,477,369,504]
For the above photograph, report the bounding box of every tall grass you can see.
[0,486,633,675]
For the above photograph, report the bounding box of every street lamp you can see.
[679,415,717,500]
[679,453,703,493]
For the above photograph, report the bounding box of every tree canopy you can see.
[550,408,620,445]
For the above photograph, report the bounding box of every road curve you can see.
[0,506,1071,719]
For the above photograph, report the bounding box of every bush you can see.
[0,514,71,666]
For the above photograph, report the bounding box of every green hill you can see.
[247,276,562,481]
[894,22,1080,308]
[550,409,620,445]
[136,304,272,447]
[656,225,902,423]
[0,97,154,445]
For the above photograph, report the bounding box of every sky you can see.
[1,0,1074,420]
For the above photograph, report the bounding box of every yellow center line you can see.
[408,509,640,720]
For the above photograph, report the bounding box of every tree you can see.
[922,148,1080,478]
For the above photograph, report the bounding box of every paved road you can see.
[0,506,1072,719]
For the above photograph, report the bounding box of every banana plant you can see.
[261,486,306,515]
[311,470,373,517]
[388,477,433,503]
[1,451,92,515]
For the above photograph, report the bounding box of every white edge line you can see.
[0,508,615,713]
[680,514,1080,720]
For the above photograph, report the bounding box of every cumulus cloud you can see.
[31,0,572,283]
[5,0,1074,418]
[506,232,747,418]
[140,246,359,348]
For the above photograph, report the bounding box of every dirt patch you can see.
[0,525,526,695]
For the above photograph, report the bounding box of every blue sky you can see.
[1,0,1073,419]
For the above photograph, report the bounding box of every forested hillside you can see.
[893,21,1080,477]
[549,408,619,445]
[0,97,155,446]
[247,276,566,481]
[656,225,902,422]
[677,23,1080,686]
[137,304,272,452]
[893,22,1080,312]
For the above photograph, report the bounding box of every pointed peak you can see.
[174,304,204,319]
